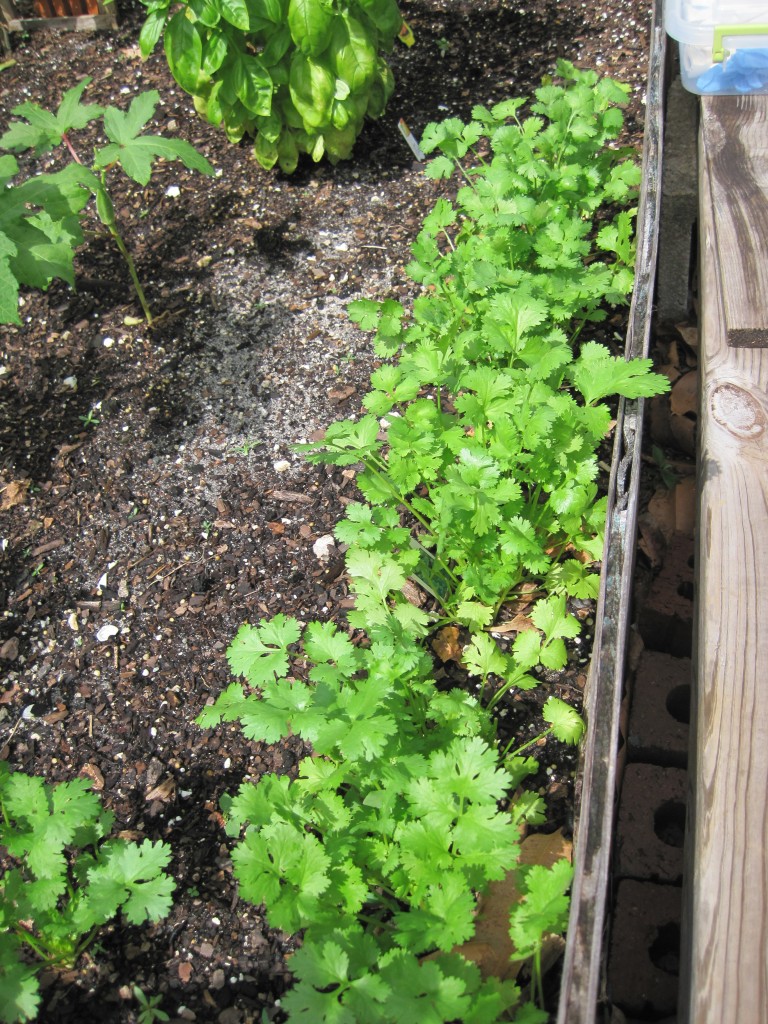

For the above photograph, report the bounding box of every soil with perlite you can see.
[0,2,653,1020]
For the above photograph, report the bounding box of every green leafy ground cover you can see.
[197,63,670,1022]
[0,60,666,1024]
[0,765,174,1023]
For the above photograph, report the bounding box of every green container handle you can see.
[713,23,768,62]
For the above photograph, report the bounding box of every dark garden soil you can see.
[0,2,653,1020]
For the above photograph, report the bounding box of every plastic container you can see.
[665,0,768,93]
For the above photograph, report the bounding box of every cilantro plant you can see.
[199,614,570,1022]
[0,77,213,325]
[139,0,405,172]
[300,63,670,639]
[201,67,666,1021]
[509,858,574,1010]
[0,762,174,1024]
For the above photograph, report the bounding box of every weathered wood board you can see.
[701,97,768,347]
[0,0,116,33]
[678,93,768,1024]
[555,12,666,1023]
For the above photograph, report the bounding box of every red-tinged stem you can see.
[61,132,82,165]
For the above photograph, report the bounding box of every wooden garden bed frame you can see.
[559,18,768,1022]
[555,6,667,1022]
[0,0,116,39]
[678,92,768,1023]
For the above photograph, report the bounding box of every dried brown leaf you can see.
[647,487,676,544]
[669,412,696,456]
[146,777,176,803]
[80,763,105,791]
[490,614,536,635]
[676,323,699,350]
[401,580,425,607]
[1,479,30,510]
[674,476,697,535]
[431,625,461,662]
[670,371,698,418]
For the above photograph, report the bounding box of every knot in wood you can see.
[709,382,766,440]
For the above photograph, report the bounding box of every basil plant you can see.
[139,0,403,171]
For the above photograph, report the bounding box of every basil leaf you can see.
[288,0,334,56]
[164,10,205,94]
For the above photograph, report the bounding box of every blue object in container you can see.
[697,48,768,92]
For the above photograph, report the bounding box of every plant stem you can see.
[106,219,153,324]
[501,725,553,760]
[452,156,476,189]
[440,228,456,252]
[61,131,83,165]
[63,135,152,322]
[96,175,153,323]
[363,461,435,537]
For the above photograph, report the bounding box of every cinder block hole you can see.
[654,800,686,848]
[649,920,681,975]
[677,579,694,601]
[665,683,691,724]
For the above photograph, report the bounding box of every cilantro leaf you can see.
[462,631,509,681]
[569,341,671,405]
[509,859,573,961]
[378,951,473,1024]
[542,696,585,746]
[0,773,101,882]
[233,822,330,932]
[225,615,301,685]
[393,874,477,952]
[0,934,39,1024]
[87,839,174,925]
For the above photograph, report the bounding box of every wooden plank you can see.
[0,0,116,31]
[678,94,768,1024]
[1,12,114,30]
[555,10,666,1023]
[702,97,768,346]
[0,0,17,28]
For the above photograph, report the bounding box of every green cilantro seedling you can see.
[509,858,574,1008]
[201,65,669,1023]
[502,697,586,761]
[133,986,169,1024]
[303,62,669,639]
[78,409,100,428]
[0,763,174,1023]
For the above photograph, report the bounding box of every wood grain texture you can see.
[680,94,768,1024]
[555,12,666,1023]
[702,97,768,346]
[0,0,115,31]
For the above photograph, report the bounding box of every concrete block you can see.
[608,880,682,1018]
[656,76,699,327]
[628,649,691,768]
[637,532,694,657]
[615,764,687,883]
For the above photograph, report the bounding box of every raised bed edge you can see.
[555,5,667,1021]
